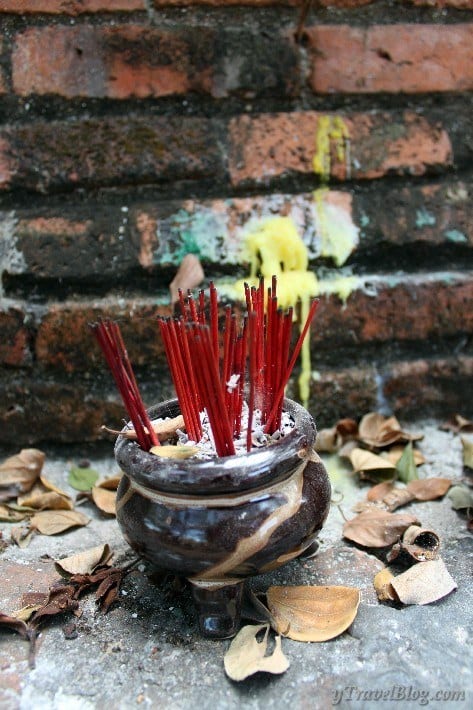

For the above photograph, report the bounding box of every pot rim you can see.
[114,397,316,495]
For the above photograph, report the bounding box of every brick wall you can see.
[0,0,472,445]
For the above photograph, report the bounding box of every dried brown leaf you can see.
[382,488,416,512]
[266,585,361,642]
[11,525,34,548]
[406,478,452,501]
[0,449,45,497]
[149,445,199,460]
[55,544,113,578]
[95,476,122,491]
[315,427,339,453]
[29,585,79,628]
[367,481,395,502]
[441,414,473,434]
[391,558,457,605]
[104,416,185,443]
[39,475,69,497]
[91,487,116,515]
[373,568,399,602]
[358,413,422,448]
[224,624,289,681]
[13,603,45,622]
[343,510,419,548]
[0,611,29,638]
[0,504,30,523]
[349,448,397,479]
[169,254,205,304]
[18,485,73,511]
[30,510,89,535]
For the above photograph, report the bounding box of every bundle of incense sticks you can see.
[158,278,319,457]
[90,319,159,451]
[92,277,318,457]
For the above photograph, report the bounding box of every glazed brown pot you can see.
[115,397,331,639]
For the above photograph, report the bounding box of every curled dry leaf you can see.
[461,436,473,469]
[55,544,113,577]
[91,486,116,515]
[390,558,457,605]
[358,413,422,449]
[103,416,185,443]
[315,418,358,453]
[0,449,45,497]
[349,448,396,480]
[95,476,122,491]
[381,488,415,512]
[11,525,34,548]
[387,525,440,564]
[266,585,361,642]
[373,568,399,602]
[0,611,29,639]
[18,485,73,511]
[343,510,419,548]
[224,624,289,681]
[169,253,205,305]
[406,478,452,501]
[0,504,29,523]
[150,445,199,460]
[29,585,79,629]
[30,510,90,536]
[441,414,473,434]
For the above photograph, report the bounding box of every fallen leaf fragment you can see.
[55,544,113,577]
[406,478,452,501]
[29,585,79,629]
[382,488,415,512]
[18,485,73,511]
[11,525,34,548]
[0,611,29,639]
[367,481,395,502]
[461,436,473,469]
[447,485,473,510]
[150,445,199,460]
[0,449,45,497]
[266,585,361,642]
[91,486,116,515]
[30,510,90,535]
[0,504,29,523]
[224,624,289,681]
[343,510,419,548]
[387,525,440,563]
[390,558,457,605]
[68,466,100,492]
[169,254,205,305]
[315,418,358,453]
[95,476,122,491]
[441,414,473,433]
[358,413,422,448]
[373,568,399,602]
[396,442,419,483]
[349,448,396,480]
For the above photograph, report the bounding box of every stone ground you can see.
[0,422,472,710]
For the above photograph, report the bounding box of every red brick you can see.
[0,1,145,13]
[383,356,473,419]
[408,1,473,7]
[0,307,31,366]
[35,299,172,371]
[12,25,215,98]
[0,116,223,192]
[313,273,473,350]
[307,24,473,94]
[228,111,452,186]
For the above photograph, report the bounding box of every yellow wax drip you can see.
[235,216,318,407]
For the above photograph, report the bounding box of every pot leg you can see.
[189,578,245,639]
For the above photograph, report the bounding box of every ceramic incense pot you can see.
[115,397,331,639]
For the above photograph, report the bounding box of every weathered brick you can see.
[228,111,452,186]
[408,1,473,7]
[383,356,473,419]
[0,116,223,192]
[35,299,172,371]
[0,367,177,444]
[0,306,31,366]
[153,1,299,4]
[0,38,6,95]
[313,273,473,350]
[308,364,378,426]
[307,24,473,94]
[8,211,137,280]
[0,1,145,12]
[11,24,299,100]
